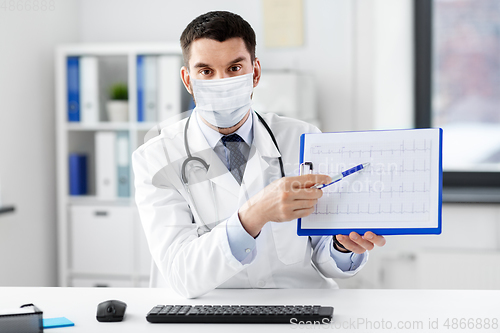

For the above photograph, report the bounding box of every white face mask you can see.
[191,73,254,128]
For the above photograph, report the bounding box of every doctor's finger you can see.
[363,232,386,247]
[290,187,324,200]
[291,198,318,211]
[288,206,316,220]
[348,232,375,251]
[288,174,332,189]
[336,234,367,254]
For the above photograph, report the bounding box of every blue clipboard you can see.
[297,128,443,236]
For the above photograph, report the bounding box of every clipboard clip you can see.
[299,162,314,175]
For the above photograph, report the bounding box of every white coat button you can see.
[257,280,266,287]
[245,248,251,253]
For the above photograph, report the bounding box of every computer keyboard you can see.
[146,304,334,324]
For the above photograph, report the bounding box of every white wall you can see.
[78,0,414,132]
[0,1,80,286]
[354,0,414,130]
[78,0,357,132]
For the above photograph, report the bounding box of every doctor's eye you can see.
[229,65,242,72]
[199,69,213,76]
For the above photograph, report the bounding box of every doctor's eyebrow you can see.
[193,62,211,69]
[227,56,247,65]
[192,56,248,69]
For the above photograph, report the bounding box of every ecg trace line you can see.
[312,203,429,215]
[324,185,430,197]
[369,159,430,173]
[327,164,431,180]
[310,139,432,157]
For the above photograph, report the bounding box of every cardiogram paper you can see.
[299,128,442,234]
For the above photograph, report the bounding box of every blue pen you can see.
[312,162,370,189]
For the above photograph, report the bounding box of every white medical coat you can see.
[132,111,367,298]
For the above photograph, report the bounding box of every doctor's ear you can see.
[180,66,193,94]
[252,58,262,88]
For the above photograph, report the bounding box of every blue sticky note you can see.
[43,317,75,329]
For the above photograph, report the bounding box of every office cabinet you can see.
[56,43,188,287]
[70,206,134,275]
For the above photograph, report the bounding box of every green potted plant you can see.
[106,82,129,122]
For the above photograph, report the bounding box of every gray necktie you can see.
[221,133,248,184]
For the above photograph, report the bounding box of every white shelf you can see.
[66,122,131,131]
[67,196,133,206]
[133,122,162,131]
[57,43,183,57]
[56,43,184,288]
[65,122,166,132]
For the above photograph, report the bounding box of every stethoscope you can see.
[181,111,285,233]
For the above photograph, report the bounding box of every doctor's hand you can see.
[334,232,386,254]
[238,174,332,238]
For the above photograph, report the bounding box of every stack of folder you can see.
[68,132,130,198]
[95,131,130,199]
[137,55,182,122]
[67,56,100,123]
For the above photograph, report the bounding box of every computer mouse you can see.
[96,300,127,322]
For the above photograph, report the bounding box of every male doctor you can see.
[133,11,386,298]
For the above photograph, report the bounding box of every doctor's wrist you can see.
[238,204,267,238]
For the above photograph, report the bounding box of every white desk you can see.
[1,287,499,332]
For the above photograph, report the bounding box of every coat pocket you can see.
[270,221,309,265]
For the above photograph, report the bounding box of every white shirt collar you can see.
[195,109,254,149]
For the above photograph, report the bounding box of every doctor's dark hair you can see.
[180,11,256,68]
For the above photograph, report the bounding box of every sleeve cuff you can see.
[329,238,365,271]
[226,211,257,264]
